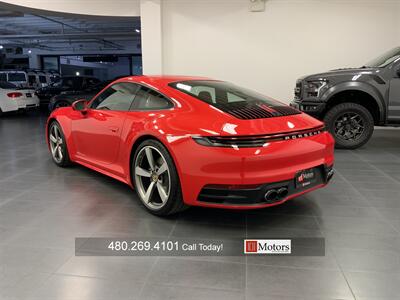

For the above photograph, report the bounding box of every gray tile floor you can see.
[0,111,399,300]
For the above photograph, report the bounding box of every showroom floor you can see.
[0,111,399,300]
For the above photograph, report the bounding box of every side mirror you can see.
[72,99,88,114]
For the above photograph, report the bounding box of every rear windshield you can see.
[8,73,26,82]
[168,80,280,107]
[0,81,17,89]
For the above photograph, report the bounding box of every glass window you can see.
[28,75,36,85]
[364,47,400,68]
[8,73,26,82]
[83,77,100,89]
[39,75,47,83]
[169,80,280,107]
[90,82,139,111]
[0,73,6,81]
[42,56,59,71]
[61,77,82,89]
[131,86,173,110]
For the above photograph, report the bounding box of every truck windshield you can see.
[364,47,400,67]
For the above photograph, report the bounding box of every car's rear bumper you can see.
[170,131,335,209]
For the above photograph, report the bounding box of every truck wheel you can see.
[324,102,374,149]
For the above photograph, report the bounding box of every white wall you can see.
[162,0,400,103]
[140,0,163,74]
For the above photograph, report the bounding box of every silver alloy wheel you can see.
[49,124,64,163]
[134,146,171,210]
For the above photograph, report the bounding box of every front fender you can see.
[320,81,386,123]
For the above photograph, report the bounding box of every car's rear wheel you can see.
[48,121,72,167]
[324,102,374,149]
[133,140,186,216]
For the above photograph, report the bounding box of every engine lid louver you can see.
[213,102,301,120]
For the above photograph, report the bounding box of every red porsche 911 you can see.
[46,75,334,215]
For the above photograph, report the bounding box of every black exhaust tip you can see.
[277,187,289,199]
[264,189,278,202]
[326,169,334,182]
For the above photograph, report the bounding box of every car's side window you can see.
[131,86,173,110]
[90,82,140,111]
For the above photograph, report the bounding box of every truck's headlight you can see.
[305,80,327,98]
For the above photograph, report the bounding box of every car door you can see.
[388,63,400,122]
[71,82,140,165]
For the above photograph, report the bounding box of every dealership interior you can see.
[1,1,400,299]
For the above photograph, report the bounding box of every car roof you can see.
[116,75,214,86]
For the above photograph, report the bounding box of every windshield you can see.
[169,80,281,107]
[364,47,400,67]
[8,73,26,82]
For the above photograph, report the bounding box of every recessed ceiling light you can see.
[135,29,140,33]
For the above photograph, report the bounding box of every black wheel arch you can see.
[322,85,385,125]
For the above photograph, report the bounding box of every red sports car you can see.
[46,76,334,215]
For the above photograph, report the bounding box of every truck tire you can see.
[324,102,374,149]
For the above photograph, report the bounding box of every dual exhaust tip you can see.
[264,187,288,202]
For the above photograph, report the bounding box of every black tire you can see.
[48,121,72,167]
[132,139,187,216]
[324,102,374,149]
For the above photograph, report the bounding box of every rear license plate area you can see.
[295,167,317,188]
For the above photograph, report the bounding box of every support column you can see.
[140,0,163,74]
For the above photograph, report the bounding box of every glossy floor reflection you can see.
[0,111,399,299]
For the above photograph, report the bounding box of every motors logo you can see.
[244,239,291,254]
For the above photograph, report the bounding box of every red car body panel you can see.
[47,75,334,209]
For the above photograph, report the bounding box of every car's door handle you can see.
[109,126,119,133]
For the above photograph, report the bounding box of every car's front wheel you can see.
[133,139,186,216]
[48,121,72,167]
[324,102,374,149]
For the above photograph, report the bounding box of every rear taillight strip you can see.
[7,92,23,98]
[192,126,326,147]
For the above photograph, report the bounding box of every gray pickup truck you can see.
[291,47,400,149]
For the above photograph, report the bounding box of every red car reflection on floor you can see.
[46,75,334,215]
